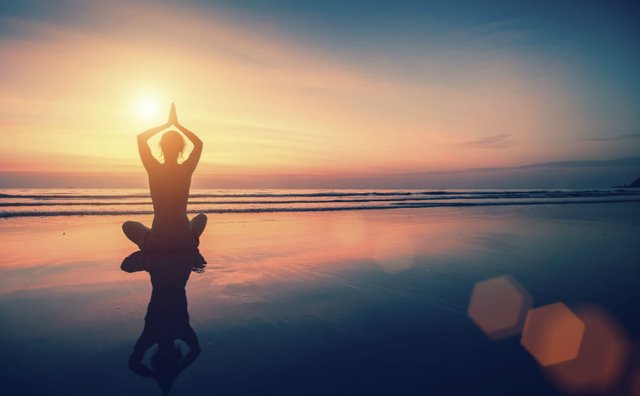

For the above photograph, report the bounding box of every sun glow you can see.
[135,97,161,120]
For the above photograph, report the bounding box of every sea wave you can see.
[1,189,636,200]
[0,192,639,208]
[0,196,640,218]
[1,189,638,199]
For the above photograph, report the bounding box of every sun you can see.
[135,97,160,119]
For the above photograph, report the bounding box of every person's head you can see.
[159,130,185,163]
[151,340,182,395]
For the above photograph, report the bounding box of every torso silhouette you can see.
[145,260,192,338]
[148,163,193,237]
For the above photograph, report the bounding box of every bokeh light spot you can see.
[373,231,415,273]
[545,305,630,394]
[521,302,585,367]
[467,276,532,340]
[631,366,640,396]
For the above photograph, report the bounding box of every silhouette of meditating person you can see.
[122,103,207,251]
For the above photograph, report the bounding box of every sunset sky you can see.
[1,0,639,188]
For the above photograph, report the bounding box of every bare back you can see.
[147,163,193,236]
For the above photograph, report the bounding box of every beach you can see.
[1,199,639,395]
[3,0,639,393]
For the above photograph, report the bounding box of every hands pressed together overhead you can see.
[165,102,179,128]
[137,102,203,170]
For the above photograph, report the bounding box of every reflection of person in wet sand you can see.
[122,103,207,251]
[124,251,202,396]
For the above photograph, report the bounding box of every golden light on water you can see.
[330,213,367,247]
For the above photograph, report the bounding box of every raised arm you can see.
[137,123,168,171]
[128,335,155,378]
[170,103,203,173]
[177,329,201,375]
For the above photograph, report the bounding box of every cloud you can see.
[516,156,640,170]
[456,134,514,149]
[581,132,640,142]
[401,155,640,176]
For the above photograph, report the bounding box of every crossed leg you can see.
[122,221,151,250]
[122,213,207,249]
[190,213,208,238]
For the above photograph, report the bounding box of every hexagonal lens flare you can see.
[544,305,630,394]
[468,276,533,340]
[373,231,415,273]
[521,302,585,367]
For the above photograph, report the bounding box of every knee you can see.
[122,221,142,237]
[122,221,135,233]
[193,213,207,225]
[192,213,207,237]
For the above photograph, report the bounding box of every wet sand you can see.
[0,203,639,395]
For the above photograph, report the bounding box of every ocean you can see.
[1,188,639,395]
[1,188,639,218]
